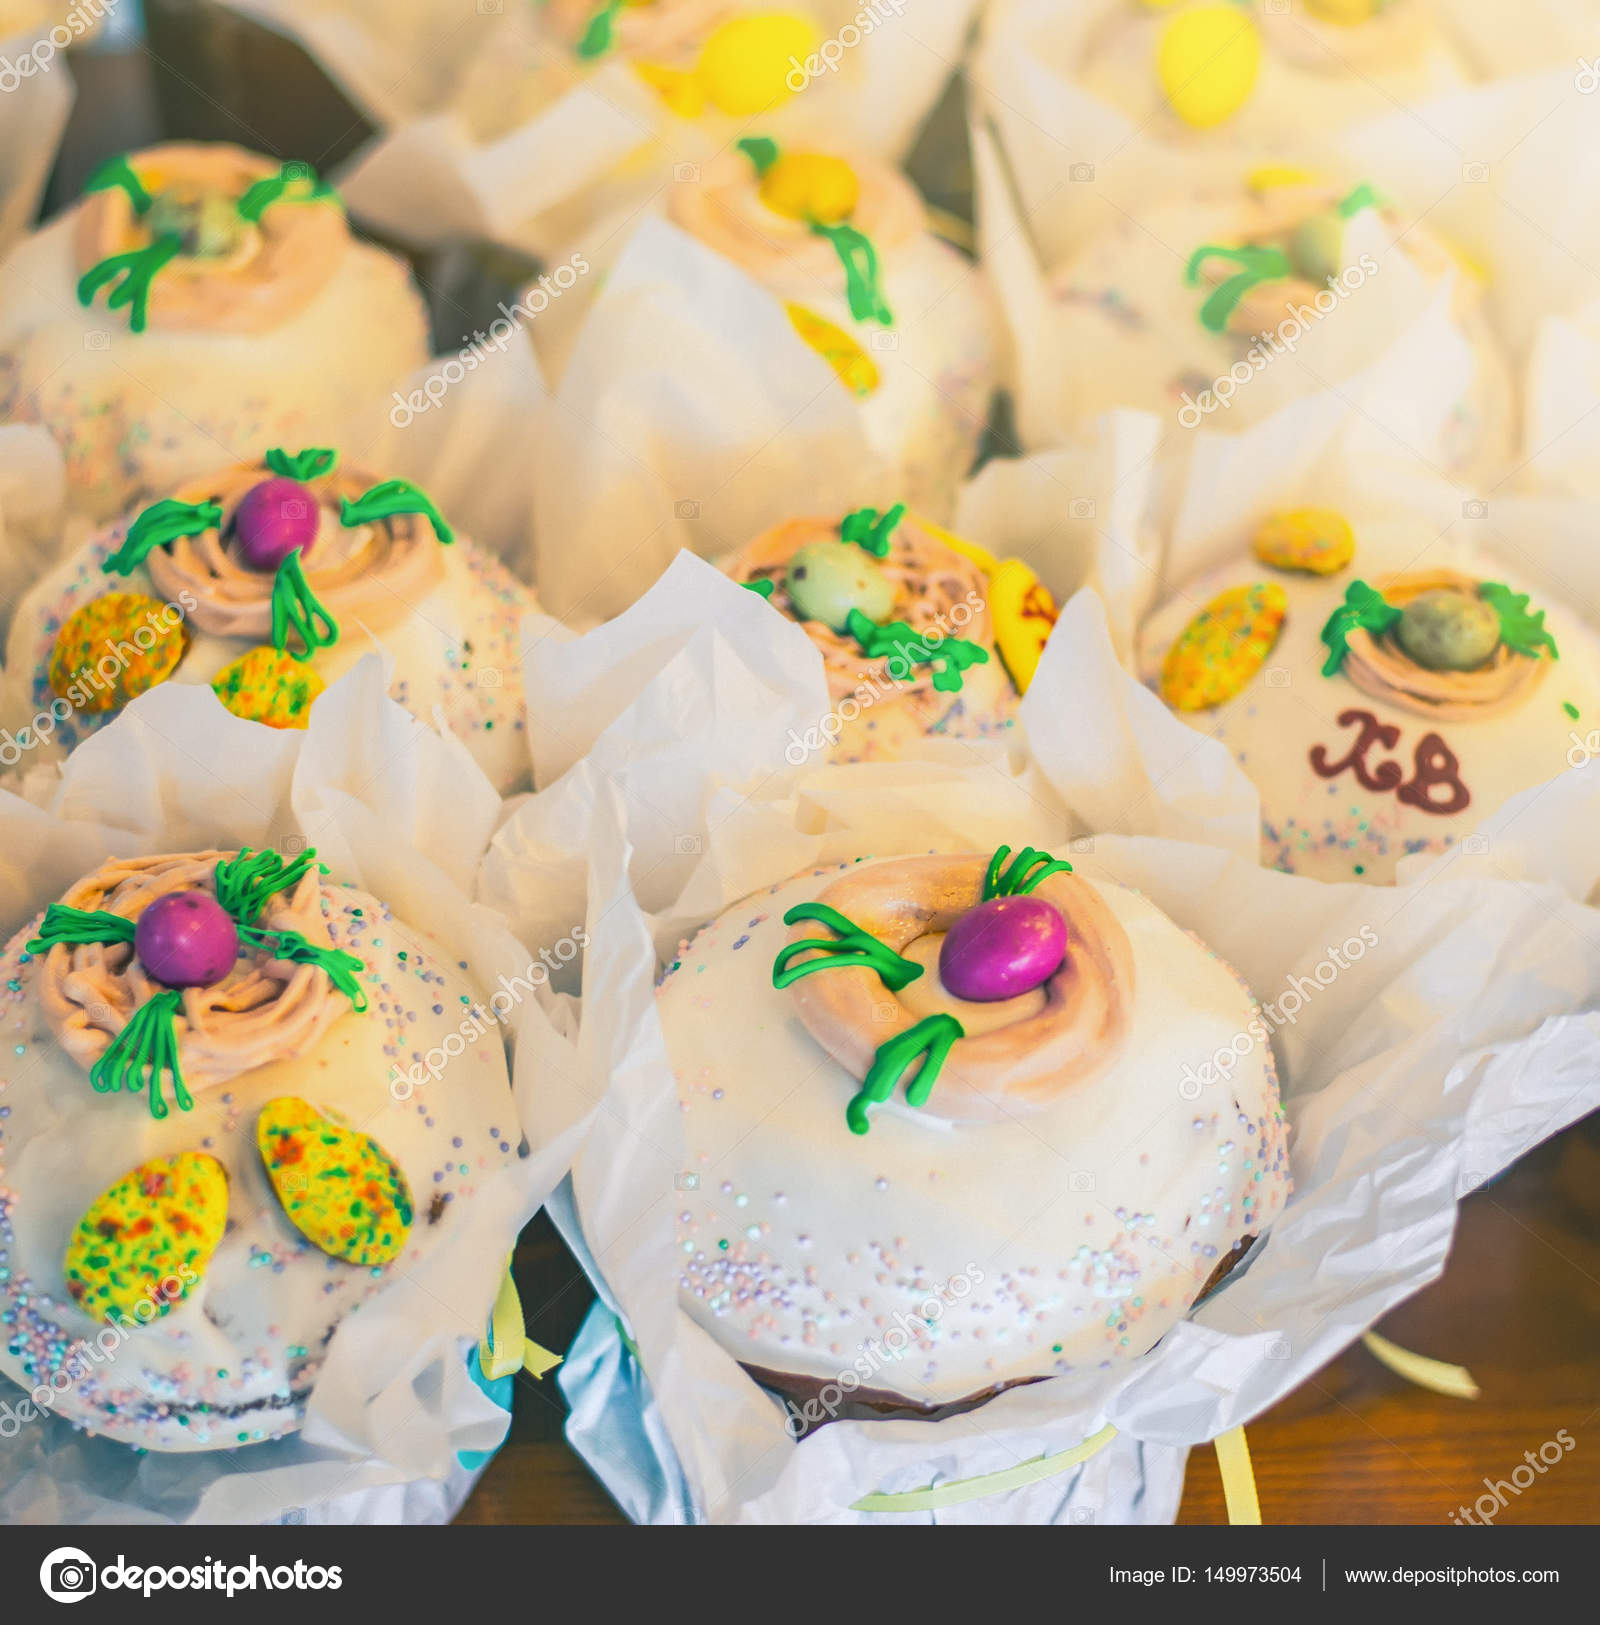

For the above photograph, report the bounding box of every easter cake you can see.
[659,843,1291,1415]
[1137,510,1600,882]
[0,846,517,1450]
[0,143,428,521]
[721,504,1058,762]
[4,445,537,792]
[669,137,997,519]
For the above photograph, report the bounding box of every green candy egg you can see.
[146,188,247,259]
[1396,589,1501,672]
[785,541,896,632]
[1289,212,1344,287]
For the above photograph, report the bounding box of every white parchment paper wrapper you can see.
[485,545,1600,1522]
[0,655,581,1524]
[0,11,75,255]
[0,423,69,644]
[312,0,977,260]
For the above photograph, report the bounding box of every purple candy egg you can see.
[939,895,1068,1003]
[134,891,240,989]
[233,476,319,572]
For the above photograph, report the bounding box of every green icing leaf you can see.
[213,846,326,927]
[1479,581,1559,660]
[737,136,780,177]
[264,446,339,481]
[237,925,367,1011]
[811,221,893,326]
[1184,243,1293,334]
[236,161,339,225]
[772,902,924,992]
[844,606,989,694]
[270,552,339,662]
[82,154,152,215]
[839,503,905,558]
[576,0,623,57]
[77,234,184,333]
[339,478,455,544]
[1319,579,1403,677]
[26,904,137,954]
[102,497,223,576]
[90,990,191,1120]
[742,578,776,599]
[847,1013,964,1135]
[982,844,1073,901]
[1338,181,1382,219]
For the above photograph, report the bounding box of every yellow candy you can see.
[786,303,879,396]
[64,1152,228,1323]
[49,591,189,713]
[1253,508,1356,575]
[1247,164,1320,193]
[211,645,325,729]
[695,13,819,117]
[1160,582,1287,711]
[988,557,1059,694]
[912,515,1001,578]
[1158,5,1261,130]
[258,1098,413,1267]
[759,151,859,225]
[634,60,706,118]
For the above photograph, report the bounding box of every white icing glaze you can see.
[1137,529,1600,883]
[0,210,428,523]
[4,511,537,793]
[0,877,517,1451]
[659,860,1290,1406]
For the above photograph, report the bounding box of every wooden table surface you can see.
[459,1115,1600,1525]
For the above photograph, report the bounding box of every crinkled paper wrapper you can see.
[204,0,977,261]
[479,538,1600,1523]
[0,11,73,254]
[0,657,581,1523]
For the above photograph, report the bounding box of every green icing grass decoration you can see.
[737,137,779,176]
[270,552,339,663]
[77,233,184,334]
[773,902,924,992]
[340,478,455,544]
[1480,582,1559,660]
[1184,243,1293,334]
[844,607,988,694]
[236,161,339,225]
[840,503,906,558]
[1319,579,1403,676]
[265,446,339,481]
[847,1013,964,1135]
[213,845,325,926]
[83,154,152,215]
[237,925,368,1012]
[743,578,776,599]
[26,905,137,953]
[90,989,191,1120]
[982,844,1073,901]
[812,221,893,325]
[1338,182,1381,219]
[102,497,223,576]
[577,0,624,57]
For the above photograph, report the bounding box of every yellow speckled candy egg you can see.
[1158,5,1262,130]
[1160,581,1287,711]
[696,13,819,116]
[786,304,880,396]
[64,1152,228,1323]
[211,645,325,729]
[760,151,859,225]
[989,558,1060,694]
[257,1097,414,1267]
[1253,508,1356,575]
[49,591,189,712]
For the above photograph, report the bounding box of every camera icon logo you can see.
[1463,834,1489,855]
[674,1172,700,1191]
[674,163,700,182]
[1462,162,1490,183]
[1069,498,1096,519]
[1264,0,1289,12]
[1068,1170,1095,1193]
[40,1548,97,1602]
[675,834,703,855]
[869,330,899,352]
[1069,163,1095,182]
[675,499,700,520]
[477,667,503,688]
[1068,835,1095,855]
[1263,665,1291,689]
[84,330,109,352]
[1461,498,1488,519]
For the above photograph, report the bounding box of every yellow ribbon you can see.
[1361,1330,1480,1399]
[479,1259,563,1382]
[1213,1425,1260,1524]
